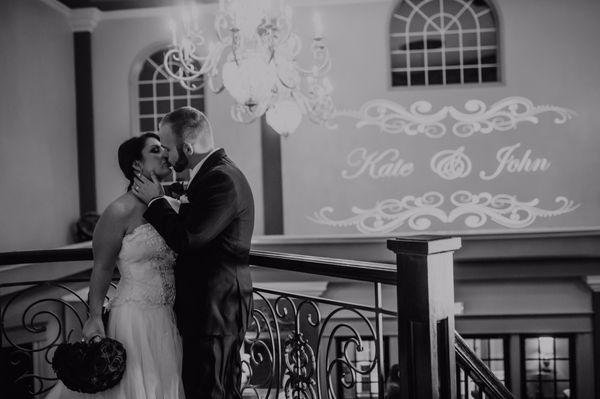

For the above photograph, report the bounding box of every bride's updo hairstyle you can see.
[118,132,160,191]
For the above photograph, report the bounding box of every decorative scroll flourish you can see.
[335,99,447,138]
[334,97,577,137]
[309,191,580,233]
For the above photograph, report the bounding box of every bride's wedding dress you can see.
[47,223,185,399]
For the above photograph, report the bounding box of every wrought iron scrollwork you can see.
[243,288,387,399]
[319,309,379,399]
[242,290,282,399]
[3,280,389,399]
[0,280,117,396]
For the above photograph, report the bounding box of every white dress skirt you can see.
[47,223,185,399]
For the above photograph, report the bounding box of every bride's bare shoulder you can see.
[102,193,139,221]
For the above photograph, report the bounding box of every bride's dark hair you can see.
[118,132,160,191]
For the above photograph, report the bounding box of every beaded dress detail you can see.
[110,223,176,308]
[47,222,185,399]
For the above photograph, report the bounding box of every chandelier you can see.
[164,0,336,136]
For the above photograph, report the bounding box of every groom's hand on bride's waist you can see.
[132,172,164,205]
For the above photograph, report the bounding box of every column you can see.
[388,235,462,399]
[70,8,101,216]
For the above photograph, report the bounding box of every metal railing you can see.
[0,243,513,399]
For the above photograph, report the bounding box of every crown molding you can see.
[50,0,391,23]
[39,1,103,32]
[585,276,600,292]
[289,0,391,5]
[69,7,103,32]
[39,0,71,16]
[101,5,215,20]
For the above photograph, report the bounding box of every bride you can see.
[48,132,184,399]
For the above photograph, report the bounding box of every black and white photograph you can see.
[1,0,599,398]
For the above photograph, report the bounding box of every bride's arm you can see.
[82,204,125,339]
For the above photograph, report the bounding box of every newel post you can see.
[387,236,462,399]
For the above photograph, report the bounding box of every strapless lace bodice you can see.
[109,223,176,308]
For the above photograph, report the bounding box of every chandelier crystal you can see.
[164,0,336,136]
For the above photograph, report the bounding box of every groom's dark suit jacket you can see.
[144,149,254,337]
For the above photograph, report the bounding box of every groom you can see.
[133,106,255,399]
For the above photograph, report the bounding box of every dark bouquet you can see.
[52,336,126,393]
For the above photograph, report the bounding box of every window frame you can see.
[519,334,577,399]
[387,0,504,89]
[129,42,206,136]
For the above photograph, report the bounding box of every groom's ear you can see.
[182,142,194,155]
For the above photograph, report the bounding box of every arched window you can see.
[135,47,205,133]
[390,0,500,86]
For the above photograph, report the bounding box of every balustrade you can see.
[0,237,512,399]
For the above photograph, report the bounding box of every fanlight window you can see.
[135,47,205,133]
[390,0,500,86]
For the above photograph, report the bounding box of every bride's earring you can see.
[133,162,142,177]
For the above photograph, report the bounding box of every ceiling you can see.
[55,0,215,11]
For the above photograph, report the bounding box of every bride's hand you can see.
[132,172,164,205]
[82,315,105,340]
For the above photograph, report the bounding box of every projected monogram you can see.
[334,96,576,138]
[430,146,471,180]
[310,96,580,233]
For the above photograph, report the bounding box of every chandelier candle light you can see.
[164,0,336,136]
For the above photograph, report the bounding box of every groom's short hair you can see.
[160,106,214,148]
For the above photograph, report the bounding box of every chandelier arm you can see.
[175,49,215,76]
[163,63,203,83]
[163,39,228,90]
[265,28,277,64]
[271,23,293,50]
[275,73,298,90]
[293,44,332,77]
[274,4,294,45]
[231,30,242,66]
[163,49,204,80]
[208,77,225,94]
[214,13,229,42]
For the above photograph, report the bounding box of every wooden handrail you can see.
[455,332,515,399]
[0,248,397,284]
[0,248,93,265]
[250,250,396,283]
